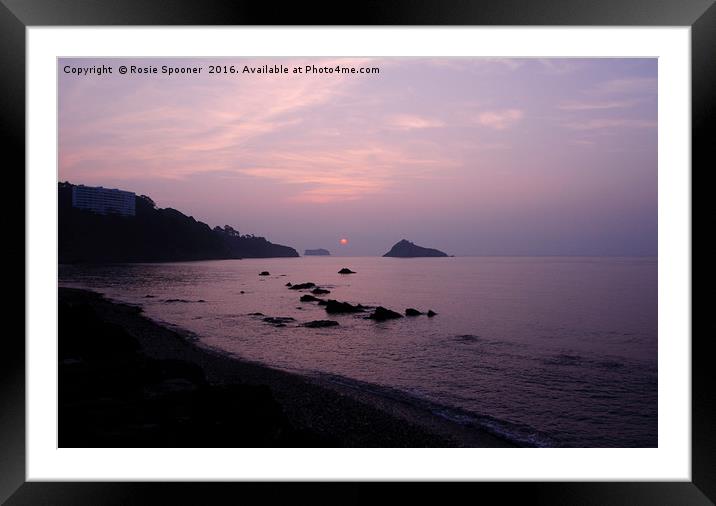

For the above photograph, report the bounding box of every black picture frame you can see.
[3,0,714,503]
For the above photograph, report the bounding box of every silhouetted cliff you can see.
[59,182,298,263]
[383,239,449,258]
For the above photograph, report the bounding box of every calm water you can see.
[59,256,657,447]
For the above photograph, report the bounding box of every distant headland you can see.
[383,239,449,258]
[58,182,299,263]
[304,248,331,256]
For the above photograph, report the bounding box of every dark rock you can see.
[338,268,356,274]
[304,248,331,256]
[324,299,366,314]
[312,287,331,295]
[405,308,422,316]
[427,310,437,317]
[248,312,264,316]
[302,320,340,328]
[263,316,296,326]
[144,294,156,298]
[300,294,322,303]
[383,239,449,258]
[240,290,245,294]
[369,306,404,321]
[259,271,270,276]
[289,282,316,290]
[285,282,292,287]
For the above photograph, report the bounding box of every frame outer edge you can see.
[0,1,27,505]
[3,0,714,503]
[0,0,715,26]
[692,1,716,503]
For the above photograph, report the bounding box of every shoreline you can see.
[59,287,515,447]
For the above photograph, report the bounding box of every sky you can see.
[59,58,657,256]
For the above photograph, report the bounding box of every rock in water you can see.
[312,287,331,295]
[304,248,331,256]
[263,316,296,326]
[405,308,422,316]
[324,299,365,314]
[259,271,270,276]
[289,282,317,290]
[300,294,322,302]
[285,282,292,287]
[427,310,437,317]
[369,307,404,321]
[382,239,449,258]
[302,320,340,328]
[338,267,356,274]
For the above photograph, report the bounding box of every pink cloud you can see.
[387,114,445,130]
[477,109,524,130]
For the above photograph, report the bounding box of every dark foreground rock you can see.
[368,306,404,321]
[312,287,331,295]
[338,267,356,274]
[300,294,322,303]
[383,239,449,258]
[302,320,340,328]
[289,282,316,290]
[259,271,270,276]
[405,308,423,316]
[427,310,438,317]
[59,291,322,447]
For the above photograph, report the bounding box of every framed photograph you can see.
[5,0,714,503]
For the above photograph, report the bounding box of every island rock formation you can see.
[382,239,449,258]
[304,248,331,256]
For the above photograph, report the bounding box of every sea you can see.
[59,256,658,447]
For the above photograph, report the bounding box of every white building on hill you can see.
[71,185,136,216]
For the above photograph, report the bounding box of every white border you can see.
[27,27,690,481]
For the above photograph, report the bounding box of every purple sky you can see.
[59,58,657,256]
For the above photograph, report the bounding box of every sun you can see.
[339,238,349,245]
